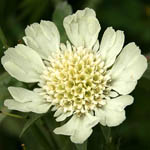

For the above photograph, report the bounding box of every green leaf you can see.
[43,113,73,150]
[0,108,10,123]
[0,72,24,109]
[22,123,52,150]
[19,113,43,137]
[0,112,24,136]
[0,73,11,108]
[83,0,103,8]
[0,73,24,126]
[52,1,72,42]
[0,27,8,49]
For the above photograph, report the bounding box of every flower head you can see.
[1,8,147,143]
[40,46,111,116]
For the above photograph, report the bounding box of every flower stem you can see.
[75,141,87,150]
[0,110,24,119]
[100,125,111,144]
[100,125,114,150]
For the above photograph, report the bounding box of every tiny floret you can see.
[40,46,111,116]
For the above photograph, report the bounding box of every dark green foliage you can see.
[52,1,72,42]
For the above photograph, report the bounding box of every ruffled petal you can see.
[99,27,124,68]
[1,44,45,83]
[63,8,100,49]
[110,42,147,95]
[93,40,99,52]
[95,95,134,127]
[8,87,43,103]
[24,20,60,60]
[56,112,72,122]
[4,87,51,113]
[54,113,99,144]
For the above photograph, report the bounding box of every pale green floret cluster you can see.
[39,43,112,115]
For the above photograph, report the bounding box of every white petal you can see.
[66,41,72,51]
[4,87,51,113]
[109,91,119,98]
[54,113,99,144]
[93,40,99,52]
[1,44,45,83]
[31,103,51,113]
[56,112,72,122]
[8,87,42,103]
[4,99,50,113]
[110,43,147,95]
[95,108,106,126]
[24,20,60,60]
[63,8,100,49]
[4,99,33,112]
[111,80,137,95]
[99,27,124,68]
[54,108,63,117]
[95,95,134,127]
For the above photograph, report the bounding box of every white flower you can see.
[1,8,147,144]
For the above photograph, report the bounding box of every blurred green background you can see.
[0,0,150,150]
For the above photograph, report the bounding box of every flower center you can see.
[39,44,111,115]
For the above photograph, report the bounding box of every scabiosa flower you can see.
[1,8,147,143]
